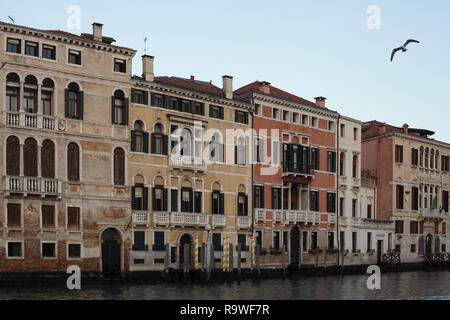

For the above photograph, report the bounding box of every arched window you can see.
[112,90,128,125]
[65,82,83,120]
[420,147,424,167]
[352,155,358,178]
[339,152,345,177]
[23,138,38,177]
[210,132,223,162]
[212,182,224,215]
[24,75,38,114]
[6,136,20,176]
[6,73,20,112]
[151,123,166,155]
[41,78,55,116]
[67,143,80,182]
[41,140,55,179]
[132,120,148,153]
[114,147,125,186]
[236,137,246,165]
[425,148,429,168]
[132,175,148,211]
[430,149,435,169]
[435,150,440,170]
[180,129,192,157]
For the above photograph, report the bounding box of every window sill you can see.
[6,257,25,260]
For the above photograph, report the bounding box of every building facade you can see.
[0,22,135,276]
[128,55,253,271]
[235,82,339,268]
[362,121,449,263]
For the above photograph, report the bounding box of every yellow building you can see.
[128,55,253,271]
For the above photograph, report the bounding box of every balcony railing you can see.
[274,210,283,223]
[171,212,209,226]
[237,216,252,229]
[256,209,266,222]
[5,111,57,131]
[420,210,445,220]
[212,214,226,227]
[5,176,62,196]
[282,162,312,175]
[154,212,170,225]
[329,214,337,225]
[314,213,321,224]
[133,211,150,225]
[169,155,206,170]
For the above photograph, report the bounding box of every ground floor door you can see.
[377,240,383,265]
[179,234,193,269]
[101,228,121,278]
[290,226,300,267]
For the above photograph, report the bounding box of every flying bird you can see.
[390,39,420,62]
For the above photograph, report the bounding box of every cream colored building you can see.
[0,22,135,276]
[128,55,253,271]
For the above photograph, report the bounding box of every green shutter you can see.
[261,186,265,208]
[131,88,136,103]
[219,106,224,120]
[271,188,275,209]
[78,91,84,120]
[143,132,149,153]
[220,193,225,215]
[151,93,155,106]
[163,135,169,156]
[245,112,249,125]
[143,91,149,105]
[143,187,149,210]
[171,190,178,212]
[131,187,136,210]
[152,188,156,211]
[151,133,156,154]
[131,131,136,152]
[244,195,249,216]
[163,189,168,211]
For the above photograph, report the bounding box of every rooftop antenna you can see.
[144,37,148,55]
[8,16,15,24]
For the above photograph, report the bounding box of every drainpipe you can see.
[250,92,255,238]
[336,114,341,268]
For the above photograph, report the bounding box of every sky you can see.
[3,0,450,142]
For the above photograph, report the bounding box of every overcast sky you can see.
[3,0,450,141]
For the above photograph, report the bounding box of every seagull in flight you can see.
[391,39,420,61]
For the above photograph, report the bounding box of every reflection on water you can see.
[0,270,448,300]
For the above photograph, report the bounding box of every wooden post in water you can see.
[237,244,242,282]
[201,243,206,273]
[256,246,261,281]
[184,243,190,280]
[324,247,328,269]
[282,245,286,279]
[164,244,170,275]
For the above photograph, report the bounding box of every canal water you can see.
[0,270,448,300]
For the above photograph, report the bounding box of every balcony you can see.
[5,111,57,131]
[171,212,209,227]
[314,213,321,224]
[237,216,252,229]
[282,162,313,177]
[420,210,445,221]
[133,211,150,225]
[153,212,170,225]
[306,212,314,224]
[274,210,283,223]
[4,176,62,197]
[329,214,337,225]
[169,155,206,171]
[212,214,226,228]
[256,209,266,222]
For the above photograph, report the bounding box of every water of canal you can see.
[0,270,448,300]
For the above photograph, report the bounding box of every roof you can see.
[234,81,318,108]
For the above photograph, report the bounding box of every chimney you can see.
[142,55,155,82]
[92,23,103,42]
[223,75,233,99]
[402,124,409,134]
[380,123,387,134]
[260,81,271,94]
[315,96,327,108]
[190,76,195,82]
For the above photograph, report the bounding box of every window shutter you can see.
[211,193,215,214]
[272,188,275,209]
[235,146,238,165]
[163,135,169,156]
[253,186,257,208]
[131,88,136,103]
[123,98,129,126]
[244,195,249,216]
[418,237,425,255]
[151,133,156,154]
[111,96,115,124]
[209,105,213,118]
[65,89,70,118]
[78,91,84,120]
[235,110,238,122]
[189,190,194,213]
[278,190,282,209]
[219,193,225,214]
[143,187,149,211]
[152,188,156,211]
[143,91,149,105]
[131,131,136,152]
[201,103,205,116]
[131,187,136,210]
[171,190,178,212]
[219,106,224,120]
[163,95,170,109]
[151,93,155,106]
[163,189,168,211]
[261,186,265,208]
[245,112,249,125]
[143,132,149,154]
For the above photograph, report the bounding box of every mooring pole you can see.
[237,243,242,282]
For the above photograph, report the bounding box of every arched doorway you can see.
[290,226,300,268]
[425,234,433,255]
[101,228,121,278]
[179,234,193,269]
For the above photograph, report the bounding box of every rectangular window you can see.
[42,243,56,258]
[194,192,202,213]
[293,113,299,123]
[132,89,145,105]
[367,204,372,219]
[302,231,308,252]
[328,121,335,131]
[442,222,447,235]
[272,140,280,166]
[235,110,248,124]
[272,188,282,210]
[182,100,191,113]
[283,111,289,121]
[311,148,320,170]
[327,151,336,173]
[412,187,419,211]
[41,90,52,115]
[395,145,404,163]
[352,199,357,217]
[7,242,22,258]
[410,221,419,235]
[311,117,318,128]
[273,231,280,250]
[339,198,345,217]
[340,124,345,137]
[238,234,247,251]
[42,44,56,60]
[237,193,248,216]
[6,86,19,111]
[7,38,21,54]
[411,244,416,253]
[367,233,372,251]
[210,105,223,120]
[25,41,38,57]
[213,233,222,251]
[411,148,419,166]
[352,232,357,253]
[273,108,279,119]
[311,232,318,250]
[68,244,81,259]
[68,207,80,230]
[114,58,126,73]
[153,94,164,108]
[396,185,404,210]
[153,232,165,251]
[442,156,450,172]
[68,49,81,65]
[327,193,336,213]
[310,191,319,212]
[395,220,404,234]
[7,203,21,228]
[328,232,335,249]
[353,128,358,141]
[193,102,204,115]
[302,115,308,126]
[254,186,264,209]
[443,191,449,213]
[42,205,55,229]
